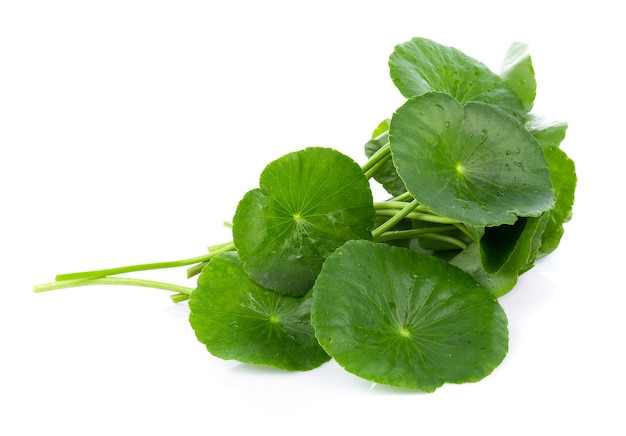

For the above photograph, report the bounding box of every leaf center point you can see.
[268,314,280,324]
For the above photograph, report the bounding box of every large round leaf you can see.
[311,240,508,392]
[389,37,526,121]
[389,92,555,227]
[233,147,374,297]
[188,251,330,371]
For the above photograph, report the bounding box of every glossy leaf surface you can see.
[389,92,555,226]
[233,147,374,296]
[311,240,508,392]
[189,252,330,371]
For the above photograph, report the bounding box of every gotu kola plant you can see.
[34,37,576,392]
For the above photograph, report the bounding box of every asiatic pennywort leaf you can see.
[389,92,555,226]
[189,252,330,371]
[389,37,526,120]
[233,147,375,296]
[311,240,508,392]
[499,42,536,112]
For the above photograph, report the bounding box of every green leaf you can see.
[537,147,577,258]
[389,92,555,227]
[525,114,576,257]
[526,114,568,149]
[450,214,549,297]
[364,119,407,196]
[389,37,526,120]
[479,218,527,274]
[499,42,536,111]
[311,240,508,392]
[188,252,330,371]
[232,147,374,297]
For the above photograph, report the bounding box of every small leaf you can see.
[389,37,526,120]
[499,42,536,111]
[311,240,508,392]
[233,147,374,296]
[188,252,330,371]
[389,92,555,226]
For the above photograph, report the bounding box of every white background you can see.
[1,1,624,434]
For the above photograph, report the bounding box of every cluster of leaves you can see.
[35,37,576,392]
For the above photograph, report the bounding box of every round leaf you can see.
[233,147,374,296]
[188,251,330,371]
[389,37,526,121]
[311,240,509,392]
[389,92,555,226]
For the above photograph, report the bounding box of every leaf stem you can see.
[361,142,391,177]
[390,191,414,202]
[187,262,208,279]
[417,234,469,250]
[34,277,194,296]
[452,223,475,241]
[371,199,419,239]
[373,226,455,243]
[170,293,190,303]
[374,201,428,211]
[54,242,235,282]
[375,209,461,224]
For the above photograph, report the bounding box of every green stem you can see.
[374,201,428,212]
[55,242,235,282]
[34,277,194,296]
[187,262,207,279]
[389,191,414,202]
[371,199,420,239]
[452,223,475,241]
[364,152,392,179]
[170,293,190,303]
[207,241,234,252]
[417,234,469,250]
[373,226,455,243]
[375,209,461,224]
[361,142,390,177]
